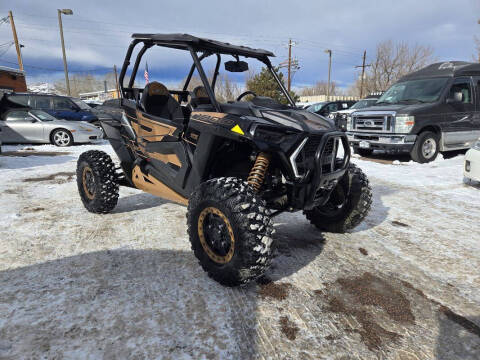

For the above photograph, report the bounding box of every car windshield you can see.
[376,77,449,104]
[306,102,327,113]
[72,98,92,110]
[30,110,57,121]
[350,99,377,109]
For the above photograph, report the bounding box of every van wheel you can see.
[410,131,439,163]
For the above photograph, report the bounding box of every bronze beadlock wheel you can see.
[82,166,96,200]
[187,177,274,286]
[197,207,235,264]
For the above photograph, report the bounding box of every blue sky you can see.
[0,0,479,91]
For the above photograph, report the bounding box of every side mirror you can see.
[225,61,249,73]
[447,91,463,104]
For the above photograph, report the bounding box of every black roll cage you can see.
[118,39,296,110]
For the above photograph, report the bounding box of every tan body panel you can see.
[132,165,188,206]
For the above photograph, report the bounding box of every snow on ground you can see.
[0,143,479,359]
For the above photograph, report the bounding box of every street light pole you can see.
[325,49,332,101]
[57,9,73,96]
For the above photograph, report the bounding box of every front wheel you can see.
[304,163,372,233]
[410,131,439,163]
[51,129,73,147]
[187,177,274,287]
[77,150,119,213]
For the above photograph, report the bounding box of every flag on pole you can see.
[144,62,149,84]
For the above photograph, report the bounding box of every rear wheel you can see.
[77,150,119,213]
[410,131,439,163]
[51,129,73,147]
[304,163,372,233]
[187,177,274,286]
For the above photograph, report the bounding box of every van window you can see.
[7,95,28,107]
[449,78,472,104]
[32,96,51,109]
[53,97,75,110]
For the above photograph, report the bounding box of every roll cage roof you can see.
[118,33,295,110]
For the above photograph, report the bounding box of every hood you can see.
[259,109,335,132]
[355,102,436,114]
[48,119,98,129]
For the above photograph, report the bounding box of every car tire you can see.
[304,163,372,233]
[410,131,439,163]
[187,177,274,287]
[353,146,373,157]
[51,129,73,147]
[77,150,119,213]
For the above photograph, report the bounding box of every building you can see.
[299,95,359,103]
[0,66,27,93]
[79,89,119,101]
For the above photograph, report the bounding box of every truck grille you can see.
[353,114,394,132]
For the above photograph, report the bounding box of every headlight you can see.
[394,115,415,134]
[346,115,353,131]
[78,125,94,132]
[473,139,480,150]
[254,127,288,144]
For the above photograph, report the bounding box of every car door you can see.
[0,110,44,143]
[442,77,477,147]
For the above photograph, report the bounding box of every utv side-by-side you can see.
[77,33,372,286]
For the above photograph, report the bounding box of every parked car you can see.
[347,61,480,162]
[330,94,383,131]
[464,138,480,183]
[1,92,108,126]
[0,108,102,146]
[306,100,356,118]
[83,99,103,108]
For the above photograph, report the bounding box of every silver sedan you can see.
[0,109,103,146]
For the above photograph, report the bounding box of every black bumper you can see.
[288,132,350,211]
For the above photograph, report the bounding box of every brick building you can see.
[0,66,27,93]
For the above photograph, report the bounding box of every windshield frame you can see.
[376,77,450,105]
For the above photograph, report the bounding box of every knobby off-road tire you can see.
[77,150,119,213]
[410,131,439,163]
[304,163,372,233]
[187,177,274,287]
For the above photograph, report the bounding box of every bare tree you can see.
[349,40,435,96]
[300,81,339,96]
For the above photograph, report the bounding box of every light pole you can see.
[58,9,73,96]
[325,49,332,101]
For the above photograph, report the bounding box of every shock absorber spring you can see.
[248,152,271,192]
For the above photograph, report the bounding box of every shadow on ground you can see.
[113,192,170,213]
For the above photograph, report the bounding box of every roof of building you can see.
[131,33,275,59]
[399,61,480,81]
[0,66,25,75]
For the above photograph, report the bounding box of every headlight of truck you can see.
[346,115,353,131]
[473,138,480,150]
[394,115,415,133]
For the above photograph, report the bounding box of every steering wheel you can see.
[236,91,257,101]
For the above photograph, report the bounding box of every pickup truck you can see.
[346,61,480,162]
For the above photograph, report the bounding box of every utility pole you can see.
[287,39,292,92]
[355,50,371,98]
[58,9,73,96]
[8,11,23,71]
[113,65,120,98]
[325,49,332,101]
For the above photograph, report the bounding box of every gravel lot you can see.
[0,143,479,359]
